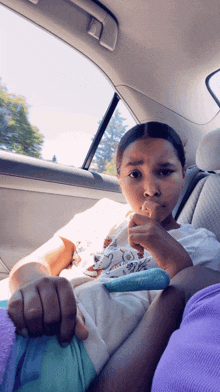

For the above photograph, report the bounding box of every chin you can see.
[161,213,173,224]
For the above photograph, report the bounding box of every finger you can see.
[22,285,44,337]
[36,277,61,336]
[128,213,136,229]
[74,308,89,341]
[56,277,77,345]
[8,290,28,337]
[142,201,161,222]
[128,213,150,229]
[149,205,161,221]
[128,232,144,254]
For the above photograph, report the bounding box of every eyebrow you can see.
[125,159,144,168]
[125,160,176,168]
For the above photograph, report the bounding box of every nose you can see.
[143,175,161,198]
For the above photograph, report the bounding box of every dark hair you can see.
[116,122,186,174]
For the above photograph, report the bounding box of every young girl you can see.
[2,122,220,391]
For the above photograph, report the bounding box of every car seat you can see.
[176,129,220,242]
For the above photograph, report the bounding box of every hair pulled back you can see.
[116,122,185,174]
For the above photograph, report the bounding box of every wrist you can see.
[166,258,193,279]
[9,259,50,294]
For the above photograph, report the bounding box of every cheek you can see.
[120,180,143,202]
[162,176,183,202]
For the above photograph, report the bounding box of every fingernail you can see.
[20,328,28,338]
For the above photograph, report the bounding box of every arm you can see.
[88,285,185,392]
[8,236,88,344]
[169,264,220,302]
[88,265,220,392]
[128,213,192,279]
[9,235,75,293]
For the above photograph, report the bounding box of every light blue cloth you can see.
[14,336,96,392]
[0,300,96,391]
[0,300,49,392]
[0,300,9,309]
[0,317,96,392]
[103,268,170,292]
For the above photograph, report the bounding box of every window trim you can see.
[81,92,120,170]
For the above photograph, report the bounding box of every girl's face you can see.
[118,137,186,228]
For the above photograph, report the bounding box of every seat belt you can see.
[173,166,209,221]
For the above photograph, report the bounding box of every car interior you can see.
[1,0,220,300]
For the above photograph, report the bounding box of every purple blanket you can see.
[0,308,16,386]
[151,283,220,392]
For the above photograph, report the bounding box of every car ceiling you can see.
[1,0,220,166]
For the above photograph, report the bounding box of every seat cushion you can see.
[178,174,220,241]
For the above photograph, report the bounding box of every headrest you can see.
[196,129,220,171]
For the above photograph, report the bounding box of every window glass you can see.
[91,100,136,175]
[0,4,117,168]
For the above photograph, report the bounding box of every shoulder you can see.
[177,224,217,239]
[169,223,219,254]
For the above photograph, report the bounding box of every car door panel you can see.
[0,153,125,280]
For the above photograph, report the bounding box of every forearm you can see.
[148,238,193,279]
[170,265,220,302]
[9,236,75,293]
[88,286,185,392]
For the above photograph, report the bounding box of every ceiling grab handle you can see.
[27,0,39,4]
[70,0,118,51]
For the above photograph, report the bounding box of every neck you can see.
[161,214,180,231]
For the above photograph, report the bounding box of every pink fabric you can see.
[0,309,16,385]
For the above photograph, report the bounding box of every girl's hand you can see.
[8,276,88,346]
[128,202,193,278]
[128,201,165,255]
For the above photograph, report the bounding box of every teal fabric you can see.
[0,299,96,391]
[103,268,170,292]
[0,300,8,309]
[0,300,48,391]
[14,335,96,392]
[0,329,48,392]
[13,335,50,390]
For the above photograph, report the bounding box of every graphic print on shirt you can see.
[93,253,114,270]
[92,243,153,278]
[126,258,151,273]
[109,248,136,271]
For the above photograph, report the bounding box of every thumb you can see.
[142,202,161,222]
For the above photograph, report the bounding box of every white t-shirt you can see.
[56,198,220,280]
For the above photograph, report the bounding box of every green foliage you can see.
[103,160,117,176]
[93,109,128,174]
[0,79,44,157]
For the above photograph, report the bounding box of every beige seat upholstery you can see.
[178,129,220,241]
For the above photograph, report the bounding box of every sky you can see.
[0,4,135,168]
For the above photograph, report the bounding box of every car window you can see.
[0,4,135,170]
[91,101,136,175]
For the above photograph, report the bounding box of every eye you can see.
[129,170,142,179]
[158,169,174,176]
